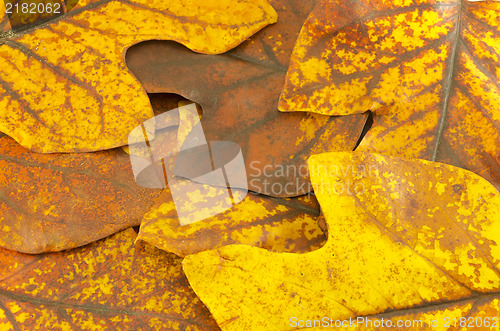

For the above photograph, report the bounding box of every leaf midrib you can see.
[0,288,213,328]
[432,0,463,161]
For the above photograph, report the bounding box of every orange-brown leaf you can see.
[279,0,500,192]
[0,229,219,330]
[0,135,161,253]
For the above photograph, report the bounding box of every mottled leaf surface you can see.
[279,0,500,192]
[137,186,325,257]
[0,229,219,330]
[183,152,500,330]
[0,0,277,152]
[127,0,368,197]
[0,135,161,253]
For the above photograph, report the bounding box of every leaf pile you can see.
[0,0,499,329]
[126,0,368,197]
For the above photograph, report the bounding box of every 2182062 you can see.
[5,2,61,14]
[443,317,498,328]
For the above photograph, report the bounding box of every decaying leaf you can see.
[279,0,500,192]
[0,134,161,253]
[0,0,277,152]
[127,0,368,197]
[136,185,325,257]
[0,229,219,330]
[183,152,500,330]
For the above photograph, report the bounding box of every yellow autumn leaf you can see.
[0,229,219,330]
[183,151,500,330]
[137,184,325,257]
[278,0,500,192]
[0,0,277,152]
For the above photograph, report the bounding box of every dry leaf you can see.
[130,102,326,257]
[279,0,500,192]
[126,0,368,197]
[0,229,219,330]
[183,152,500,330]
[0,0,277,152]
[149,93,189,117]
[0,135,161,253]
[137,185,325,257]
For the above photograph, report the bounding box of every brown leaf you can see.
[0,0,277,152]
[279,0,500,192]
[183,152,500,330]
[136,184,326,257]
[126,0,368,197]
[0,229,219,330]
[0,135,161,253]
[149,93,189,117]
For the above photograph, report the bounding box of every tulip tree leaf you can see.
[0,0,277,152]
[183,152,500,330]
[0,135,161,253]
[279,0,500,192]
